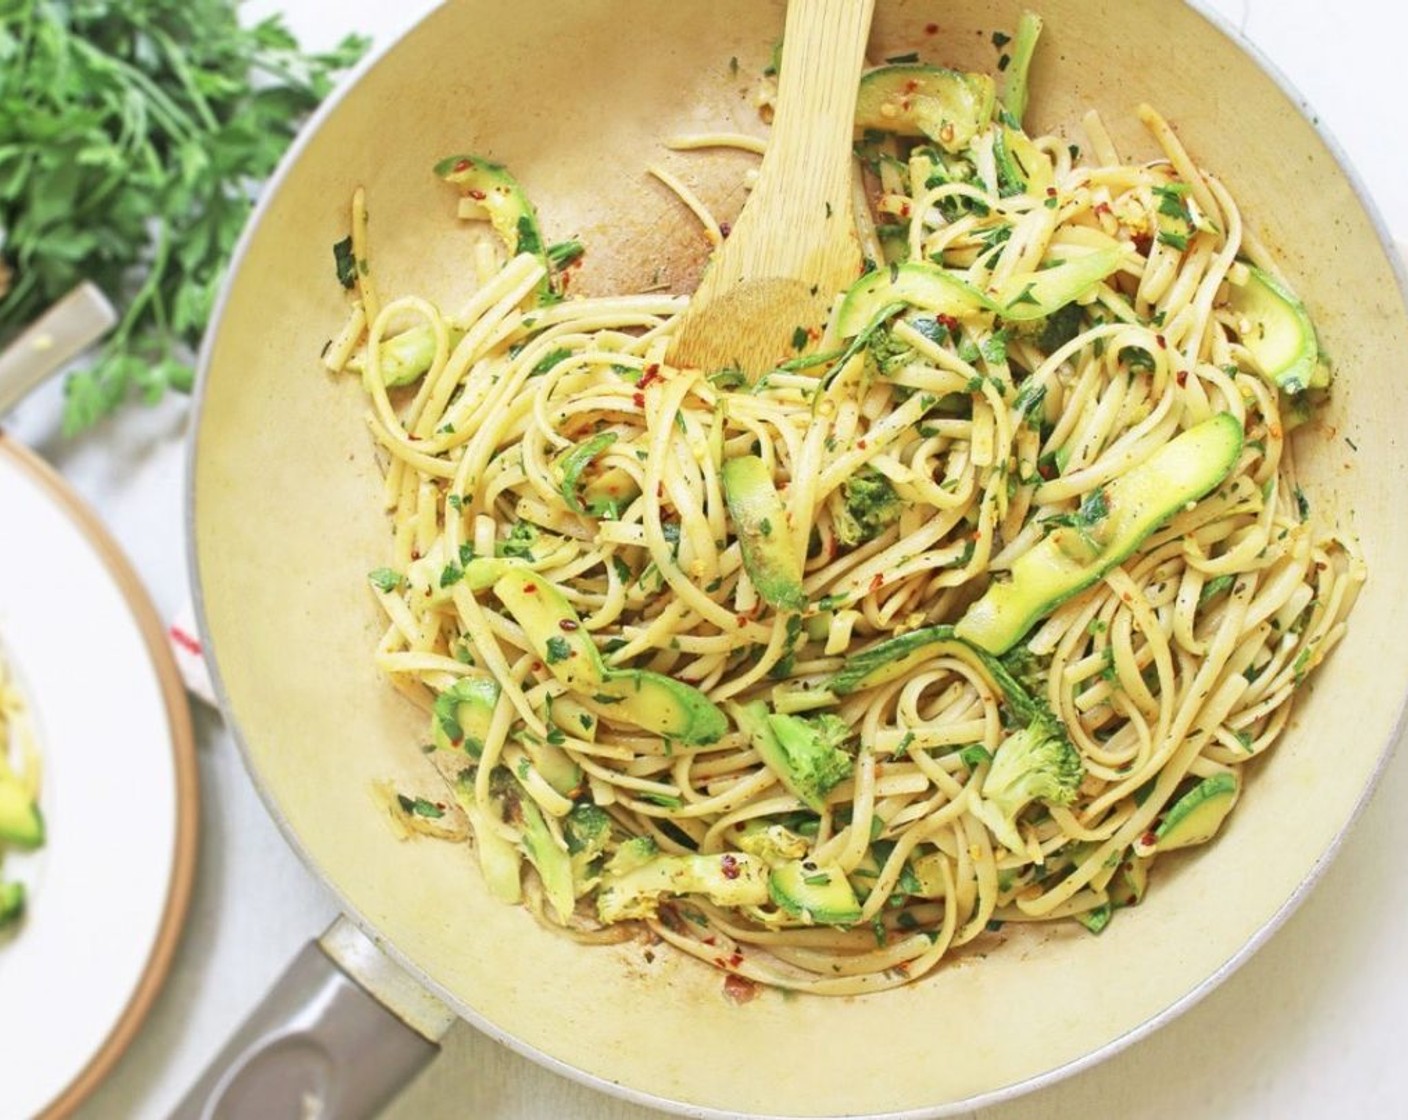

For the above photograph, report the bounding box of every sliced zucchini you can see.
[430,673,499,756]
[833,262,988,339]
[434,153,552,302]
[768,860,862,925]
[908,850,949,898]
[373,322,464,388]
[1154,772,1240,852]
[824,625,1043,725]
[1109,851,1153,907]
[580,467,640,520]
[855,65,997,154]
[955,412,1244,654]
[833,249,1123,339]
[592,668,729,747]
[0,777,42,849]
[994,124,1053,198]
[992,247,1126,322]
[721,455,807,612]
[492,568,608,691]
[517,734,582,798]
[1225,265,1324,394]
[555,432,618,516]
[458,797,524,906]
[1075,902,1113,934]
[517,791,575,924]
[1000,10,1044,127]
[491,569,727,744]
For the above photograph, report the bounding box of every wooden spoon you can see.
[666,0,876,376]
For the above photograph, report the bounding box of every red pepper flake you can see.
[904,79,920,94]
[1155,334,1167,350]
[924,22,939,34]
[702,936,717,947]
[452,159,472,173]
[522,583,537,594]
[857,439,868,449]
[728,950,744,968]
[632,391,646,409]
[639,364,663,390]
[531,661,543,673]
[937,313,961,334]
[1175,369,1188,386]
[1132,232,1153,256]
[1140,830,1158,848]
[723,974,760,1005]
[736,614,749,628]
[558,618,579,631]
[1038,460,1057,481]
[719,220,732,238]
[869,573,885,593]
[467,188,487,201]
[720,854,741,880]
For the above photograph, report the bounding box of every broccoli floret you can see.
[563,802,613,890]
[733,820,810,864]
[833,466,903,546]
[733,702,856,812]
[494,519,539,560]
[971,714,1084,852]
[564,802,611,856]
[602,835,658,877]
[866,325,915,376]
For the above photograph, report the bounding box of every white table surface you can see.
[8,1,1404,1117]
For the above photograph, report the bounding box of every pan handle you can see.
[168,916,455,1120]
[0,282,117,417]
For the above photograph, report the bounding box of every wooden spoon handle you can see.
[668,0,876,374]
[722,0,875,285]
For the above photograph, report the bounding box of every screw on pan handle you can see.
[167,917,454,1120]
[0,282,117,418]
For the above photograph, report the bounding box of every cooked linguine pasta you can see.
[329,16,1363,995]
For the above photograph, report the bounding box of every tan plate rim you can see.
[0,435,201,1120]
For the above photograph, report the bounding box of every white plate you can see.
[0,438,197,1120]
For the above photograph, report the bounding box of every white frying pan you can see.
[182,1,1408,1116]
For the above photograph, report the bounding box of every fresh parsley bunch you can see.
[0,0,368,433]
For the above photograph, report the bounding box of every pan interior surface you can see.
[191,1,1408,1115]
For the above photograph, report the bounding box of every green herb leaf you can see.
[396,794,446,819]
[333,237,357,288]
[0,2,369,433]
[367,567,404,592]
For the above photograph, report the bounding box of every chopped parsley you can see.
[397,794,445,819]
[367,567,404,592]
